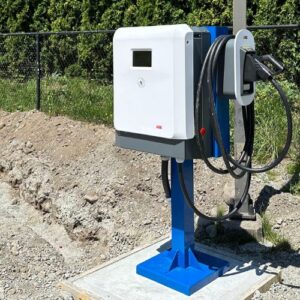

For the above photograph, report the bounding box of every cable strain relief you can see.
[161,156,170,161]
[176,158,184,164]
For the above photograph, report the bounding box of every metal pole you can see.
[232,0,255,219]
[35,34,41,111]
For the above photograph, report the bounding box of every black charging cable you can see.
[161,34,293,221]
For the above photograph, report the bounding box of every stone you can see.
[221,214,264,242]
[277,218,283,225]
[142,219,152,226]
[11,198,18,205]
[206,224,217,238]
[41,200,52,213]
[84,191,99,204]
[100,254,107,260]
[8,168,23,187]
[0,123,5,129]
[222,180,235,206]
[11,246,19,256]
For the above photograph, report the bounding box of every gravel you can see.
[0,110,299,299]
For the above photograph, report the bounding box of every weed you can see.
[266,170,278,181]
[261,214,291,251]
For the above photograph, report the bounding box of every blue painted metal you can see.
[136,160,229,295]
[206,26,230,158]
[136,27,230,296]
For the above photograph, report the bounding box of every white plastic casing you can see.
[113,24,194,140]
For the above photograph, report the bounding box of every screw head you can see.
[137,78,145,87]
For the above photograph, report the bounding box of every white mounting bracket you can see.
[234,29,256,106]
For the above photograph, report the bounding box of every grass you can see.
[229,80,300,194]
[0,78,36,111]
[286,161,300,195]
[266,170,279,181]
[0,76,113,125]
[230,80,300,163]
[261,213,291,251]
[42,76,113,125]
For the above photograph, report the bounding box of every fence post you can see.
[35,34,41,111]
[232,0,256,219]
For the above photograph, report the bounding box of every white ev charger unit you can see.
[114,24,194,140]
[114,25,212,160]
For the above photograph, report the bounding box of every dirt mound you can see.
[0,111,172,254]
[0,110,299,299]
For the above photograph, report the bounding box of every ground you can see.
[0,110,299,300]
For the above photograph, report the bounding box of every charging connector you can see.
[244,53,284,82]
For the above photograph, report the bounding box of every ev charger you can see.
[113,24,194,140]
[112,24,292,296]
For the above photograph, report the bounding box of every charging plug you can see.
[244,53,284,83]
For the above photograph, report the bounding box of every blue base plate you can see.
[136,247,229,296]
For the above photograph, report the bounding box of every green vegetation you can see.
[0,77,113,124]
[261,214,291,251]
[286,162,300,195]
[216,205,225,218]
[42,77,113,124]
[0,78,36,111]
[229,81,300,176]
[253,80,300,163]
[0,1,298,85]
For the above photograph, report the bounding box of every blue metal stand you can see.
[136,27,230,296]
[137,160,229,295]
[206,26,230,157]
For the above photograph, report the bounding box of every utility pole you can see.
[232,0,255,219]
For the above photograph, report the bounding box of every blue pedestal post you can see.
[136,27,230,296]
[206,26,230,158]
[136,160,229,296]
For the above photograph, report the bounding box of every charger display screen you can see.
[132,50,152,67]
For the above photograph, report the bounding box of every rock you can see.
[0,123,5,129]
[84,191,99,204]
[8,287,16,295]
[100,254,107,260]
[10,246,19,256]
[8,168,23,187]
[11,198,18,205]
[0,159,12,171]
[252,290,263,300]
[38,271,46,279]
[210,207,218,217]
[277,218,283,225]
[143,220,152,225]
[222,181,235,206]
[206,224,217,238]
[41,199,52,213]
[25,141,33,149]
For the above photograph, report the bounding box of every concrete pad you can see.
[59,237,280,300]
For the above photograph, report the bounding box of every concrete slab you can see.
[59,237,281,300]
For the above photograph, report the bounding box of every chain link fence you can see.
[0,30,114,123]
[0,26,298,124]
